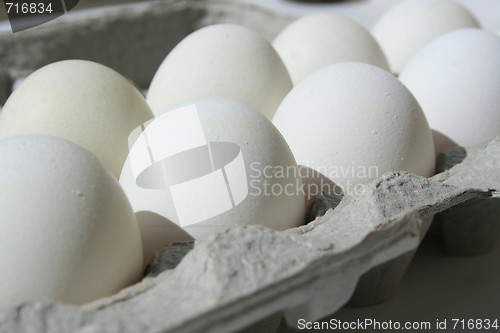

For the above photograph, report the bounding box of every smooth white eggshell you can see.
[273,14,389,84]
[146,24,292,120]
[372,0,480,74]
[273,62,435,191]
[136,212,193,264]
[0,60,154,177]
[399,28,500,152]
[0,135,143,310]
[120,97,305,241]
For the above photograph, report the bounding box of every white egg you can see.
[120,97,305,241]
[273,62,435,192]
[399,28,500,152]
[0,135,143,310]
[0,60,154,177]
[273,14,389,84]
[372,0,480,74]
[136,212,193,264]
[146,24,292,120]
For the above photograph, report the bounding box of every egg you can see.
[136,212,193,264]
[273,14,389,84]
[372,0,480,75]
[0,60,154,177]
[0,135,143,310]
[146,24,292,120]
[272,62,435,192]
[120,97,305,241]
[399,28,500,152]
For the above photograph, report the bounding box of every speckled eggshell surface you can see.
[0,60,154,177]
[399,28,500,152]
[273,13,389,84]
[120,97,305,241]
[0,135,143,310]
[273,62,435,191]
[146,24,292,120]
[372,0,480,74]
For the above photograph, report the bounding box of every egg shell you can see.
[272,62,435,191]
[399,28,500,152]
[146,24,292,120]
[273,13,389,84]
[372,0,480,74]
[120,97,305,241]
[0,60,154,177]
[0,135,143,310]
[136,212,193,264]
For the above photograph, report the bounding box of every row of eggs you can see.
[0,0,499,310]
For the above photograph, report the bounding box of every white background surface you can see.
[237,0,500,32]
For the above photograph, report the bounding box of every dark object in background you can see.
[0,70,11,106]
[284,0,362,3]
[145,241,195,277]
[438,197,500,255]
[307,190,344,221]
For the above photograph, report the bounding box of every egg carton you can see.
[0,1,498,332]
[0,138,497,333]
[0,0,291,92]
[434,148,500,255]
